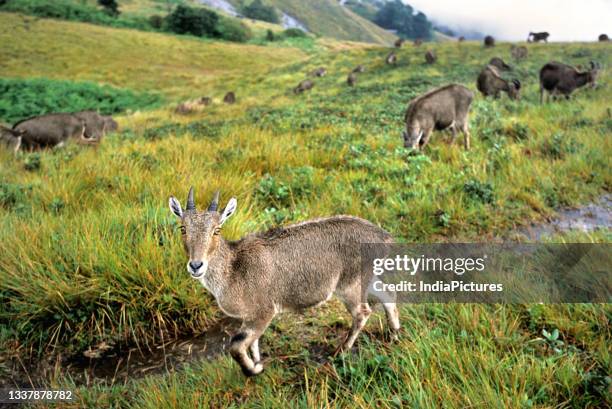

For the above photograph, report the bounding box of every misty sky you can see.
[406,0,611,41]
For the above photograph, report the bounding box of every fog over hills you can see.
[407,0,611,41]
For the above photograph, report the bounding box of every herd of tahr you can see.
[0,31,607,377]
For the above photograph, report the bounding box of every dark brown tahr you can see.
[425,50,437,64]
[168,189,400,377]
[223,92,236,104]
[12,113,98,150]
[347,72,357,87]
[528,31,550,43]
[539,61,600,103]
[294,79,314,94]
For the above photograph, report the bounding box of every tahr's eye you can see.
[213,227,221,235]
[180,226,186,235]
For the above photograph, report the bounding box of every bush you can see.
[165,5,219,37]
[0,78,161,124]
[463,180,495,204]
[282,28,307,38]
[242,0,279,24]
[217,17,251,43]
[149,14,164,29]
[97,0,119,16]
[23,153,41,171]
[266,29,275,41]
[0,0,151,30]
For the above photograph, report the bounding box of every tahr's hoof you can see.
[242,362,264,377]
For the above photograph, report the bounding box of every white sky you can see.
[406,0,612,41]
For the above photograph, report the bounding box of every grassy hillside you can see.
[225,0,397,45]
[0,12,306,100]
[0,11,610,408]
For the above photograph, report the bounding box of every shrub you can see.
[148,14,164,29]
[0,78,161,124]
[0,0,151,30]
[241,0,279,24]
[266,29,275,42]
[217,17,251,43]
[23,153,41,171]
[540,133,581,159]
[0,182,31,211]
[282,28,307,38]
[165,5,219,37]
[97,0,119,16]
[463,180,495,204]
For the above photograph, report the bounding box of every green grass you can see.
[0,13,610,408]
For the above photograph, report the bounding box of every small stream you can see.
[516,194,611,240]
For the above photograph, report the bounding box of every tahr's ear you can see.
[219,198,237,225]
[169,196,183,218]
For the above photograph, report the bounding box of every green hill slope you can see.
[0,12,306,99]
[227,0,397,45]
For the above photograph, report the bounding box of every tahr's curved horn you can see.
[208,190,220,212]
[186,187,196,211]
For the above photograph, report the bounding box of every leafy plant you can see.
[23,153,41,171]
[165,5,219,37]
[463,180,495,204]
[241,0,279,24]
[0,78,160,124]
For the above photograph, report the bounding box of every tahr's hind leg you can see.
[461,120,471,150]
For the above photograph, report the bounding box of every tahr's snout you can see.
[188,260,205,277]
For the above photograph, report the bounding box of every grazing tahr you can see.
[310,67,327,77]
[489,57,511,71]
[223,92,236,104]
[176,97,212,115]
[386,51,397,65]
[599,34,609,42]
[425,50,437,64]
[402,84,474,150]
[394,38,404,48]
[510,45,528,61]
[12,113,98,151]
[294,79,314,94]
[539,61,600,103]
[347,72,357,87]
[413,38,423,47]
[477,65,521,100]
[528,31,549,43]
[484,35,495,47]
[168,189,401,376]
[458,36,465,42]
[352,65,366,73]
[73,110,109,140]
